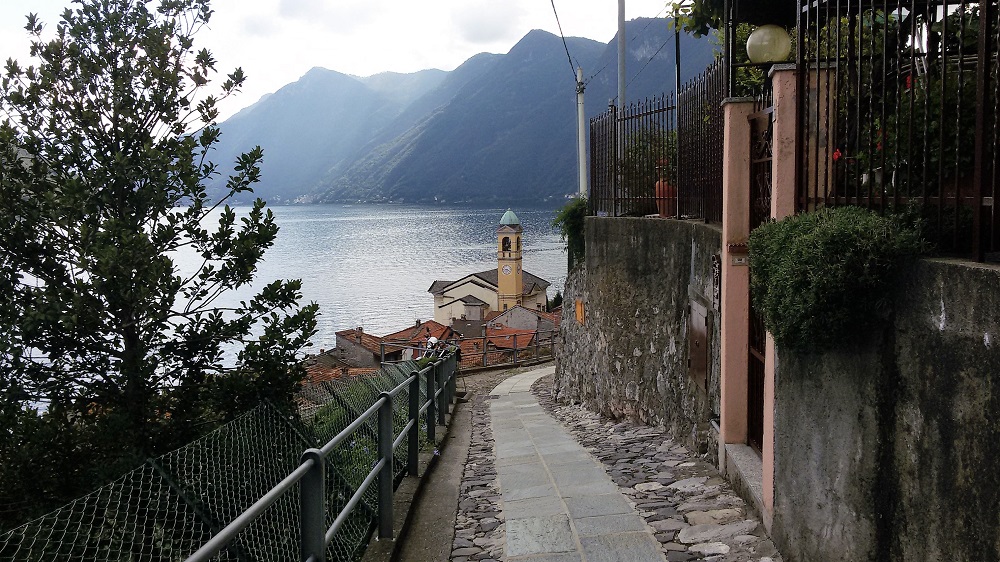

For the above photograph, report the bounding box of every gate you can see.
[747,89,773,454]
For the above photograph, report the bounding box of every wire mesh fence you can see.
[0,358,443,562]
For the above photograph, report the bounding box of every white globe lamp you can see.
[746,24,792,64]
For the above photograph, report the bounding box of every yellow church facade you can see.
[428,210,550,326]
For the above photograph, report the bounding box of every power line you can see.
[626,27,677,90]
[549,0,579,83]
[585,5,671,87]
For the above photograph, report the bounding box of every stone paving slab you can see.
[449,366,784,562]
[532,374,784,562]
[491,366,666,562]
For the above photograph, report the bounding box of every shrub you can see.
[553,197,588,269]
[748,206,925,351]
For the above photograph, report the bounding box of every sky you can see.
[1,0,672,119]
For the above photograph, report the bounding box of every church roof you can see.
[500,209,520,225]
[427,268,549,297]
[470,268,550,294]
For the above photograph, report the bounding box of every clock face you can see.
[502,265,512,275]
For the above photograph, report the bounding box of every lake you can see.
[173,204,569,352]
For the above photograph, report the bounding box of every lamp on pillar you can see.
[724,0,795,96]
[745,24,791,64]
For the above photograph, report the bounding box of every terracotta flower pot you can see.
[655,178,676,218]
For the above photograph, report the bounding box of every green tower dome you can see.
[499,209,520,226]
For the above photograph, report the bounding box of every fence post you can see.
[445,354,455,405]
[377,393,394,539]
[513,334,518,367]
[436,360,447,425]
[425,367,436,443]
[408,371,420,476]
[301,448,326,562]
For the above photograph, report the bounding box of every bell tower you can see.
[497,209,523,311]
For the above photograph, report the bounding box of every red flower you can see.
[833,148,842,161]
[905,74,912,89]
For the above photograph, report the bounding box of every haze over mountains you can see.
[209,18,715,205]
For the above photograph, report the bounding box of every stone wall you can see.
[554,217,722,457]
[772,258,1000,562]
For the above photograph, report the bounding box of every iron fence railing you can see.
[678,58,727,223]
[797,0,999,260]
[589,95,677,217]
[0,353,459,562]
[589,61,726,223]
[380,330,557,371]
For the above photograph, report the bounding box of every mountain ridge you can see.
[208,19,716,205]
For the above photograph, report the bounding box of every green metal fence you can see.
[0,353,458,562]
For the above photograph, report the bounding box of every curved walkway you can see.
[489,366,664,562]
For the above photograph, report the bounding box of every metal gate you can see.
[747,90,773,454]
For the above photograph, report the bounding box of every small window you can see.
[502,237,511,252]
[503,304,508,311]
[516,237,521,251]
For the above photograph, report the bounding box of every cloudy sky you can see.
[1,0,672,119]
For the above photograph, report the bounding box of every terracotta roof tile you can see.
[334,329,384,354]
[382,320,454,345]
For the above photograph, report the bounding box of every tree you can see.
[547,291,563,311]
[0,0,318,526]
[672,0,724,37]
[552,197,587,270]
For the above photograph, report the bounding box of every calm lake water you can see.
[174,204,568,352]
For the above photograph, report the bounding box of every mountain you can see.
[209,19,716,205]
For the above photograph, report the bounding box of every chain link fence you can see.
[0,359,435,562]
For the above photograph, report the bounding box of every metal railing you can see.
[186,352,458,562]
[589,60,727,223]
[796,0,999,260]
[590,95,677,217]
[678,58,726,223]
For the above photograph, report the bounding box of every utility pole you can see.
[576,67,587,198]
[616,0,626,215]
[618,0,626,112]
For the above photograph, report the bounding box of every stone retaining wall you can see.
[554,217,722,459]
[772,258,1000,561]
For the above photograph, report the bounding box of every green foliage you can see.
[553,197,587,270]
[0,0,317,528]
[672,0,725,37]
[748,207,925,352]
[548,291,563,311]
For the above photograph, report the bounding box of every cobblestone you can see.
[449,369,783,561]
[531,374,783,562]
[450,370,514,561]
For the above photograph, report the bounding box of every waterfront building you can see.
[428,210,549,326]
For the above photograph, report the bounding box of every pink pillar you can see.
[763,65,800,520]
[720,98,756,448]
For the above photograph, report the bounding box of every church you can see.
[427,210,550,326]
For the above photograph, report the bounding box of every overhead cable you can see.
[550,0,580,83]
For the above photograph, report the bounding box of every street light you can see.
[746,24,791,64]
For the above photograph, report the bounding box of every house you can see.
[303,350,377,384]
[428,210,549,326]
[488,304,559,333]
[381,319,456,361]
[333,327,384,368]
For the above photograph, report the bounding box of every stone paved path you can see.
[450,365,782,562]
[489,366,665,561]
